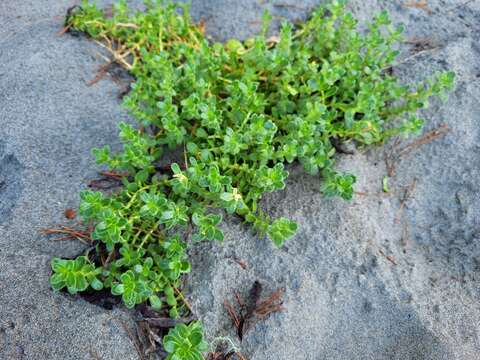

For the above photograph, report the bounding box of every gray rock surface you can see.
[1,0,479,359]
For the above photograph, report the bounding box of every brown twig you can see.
[57,24,71,36]
[385,124,449,177]
[234,259,248,270]
[234,291,245,309]
[88,179,122,190]
[93,37,134,71]
[378,249,398,266]
[173,285,194,314]
[141,321,162,345]
[103,249,116,267]
[88,171,126,190]
[87,63,112,86]
[405,37,439,52]
[392,45,442,71]
[354,190,394,198]
[397,124,449,158]
[120,321,145,360]
[402,1,433,13]
[41,225,92,244]
[99,171,127,180]
[224,299,241,332]
[354,191,369,196]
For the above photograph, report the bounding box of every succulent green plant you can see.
[163,321,209,360]
[50,256,103,294]
[51,0,454,329]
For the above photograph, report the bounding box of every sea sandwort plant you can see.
[50,0,454,353]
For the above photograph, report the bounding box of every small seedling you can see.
[382,176,390,193]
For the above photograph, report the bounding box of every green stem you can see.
[138,219,163,248]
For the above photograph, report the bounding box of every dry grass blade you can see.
[197,19,206,35]
[397,123,449,157]
[173,285,194,314]
[57,24,71,36]
[385,124,449,177]
[234,291,245,308]
[94,36,134,70]
[402,1,433,13]
[102,249,116,267]
[41,225,92,244]
[115,22,139,29]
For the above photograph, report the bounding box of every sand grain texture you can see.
[0,0,479,359]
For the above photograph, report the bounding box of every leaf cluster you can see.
[51,0,454,324]
[163,321,209,360]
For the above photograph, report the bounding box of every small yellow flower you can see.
[232,187,242,202]
[173,172,188,184]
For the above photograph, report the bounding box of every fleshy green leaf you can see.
[267,218,298,247]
